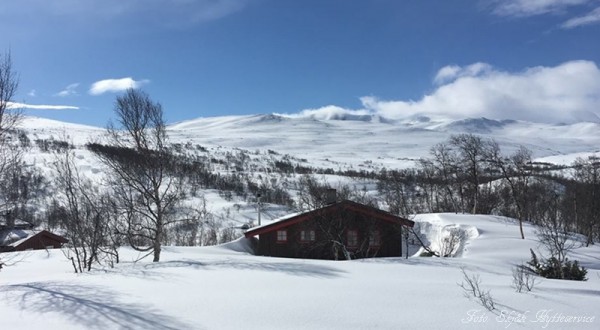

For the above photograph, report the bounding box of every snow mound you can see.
[219,237,256,254]
[412,215,479,257]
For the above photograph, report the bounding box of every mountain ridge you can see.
[17,114,600,167]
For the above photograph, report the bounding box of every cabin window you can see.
[369,230,381,247]
[276,230,287,243]
[300,230,316,242]
[347,230,358,248]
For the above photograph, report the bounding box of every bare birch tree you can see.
[0,51,20,137]
[89,89,183,262]
[0,51,22,202]
[449,134,491,214]
[572,156,600,246]
[0,51,22,269]
[487,142,533,239]
[53,147,119,272]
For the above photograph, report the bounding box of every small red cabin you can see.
[244,200,414,260]
[0,229,68,253]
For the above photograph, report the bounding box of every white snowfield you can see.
[1,213,599,330]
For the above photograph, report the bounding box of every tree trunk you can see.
[519,219,525,240]
[153,241,161,262]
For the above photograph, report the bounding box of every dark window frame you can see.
[276,230,288,243]
[347,229,358,248]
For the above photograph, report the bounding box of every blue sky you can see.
[2,0,600,126]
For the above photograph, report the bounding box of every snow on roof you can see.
[0,228,36,246]
[245,210,305,233]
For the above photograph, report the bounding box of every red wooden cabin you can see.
[0,229,68,253]
[244,200,414,260]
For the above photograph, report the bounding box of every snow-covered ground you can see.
[1,213,599,329]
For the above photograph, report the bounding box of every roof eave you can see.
[244,200,414,237]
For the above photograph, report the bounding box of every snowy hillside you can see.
[12,113,600,229]
[168,114,600,168]
[17,114,600,172]
[1,214,598,329]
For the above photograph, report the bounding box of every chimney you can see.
[6,210,15,228]
[325,188,337,205]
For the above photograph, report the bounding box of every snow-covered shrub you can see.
[528,249,587,281]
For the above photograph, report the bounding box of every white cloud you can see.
[8,102,79,110]
[491,0,590,17]
[174,0,248,26]
[561,6,600,28]
[55,83,80,97]
[293,61,600,124]
[28,89,36,97]
[434,63,493,85]
[0,0,248,28]
[89,78,149,95]
[489,0,600,30]
[282,105,373,121]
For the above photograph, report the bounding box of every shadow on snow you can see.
[142,259,346,279]
[0,282,196,330]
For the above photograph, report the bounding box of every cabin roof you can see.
[0,229,68,248]
[244,200,414,238]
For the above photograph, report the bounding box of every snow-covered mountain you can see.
[18,113,600,173]
[167,114,600,167]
